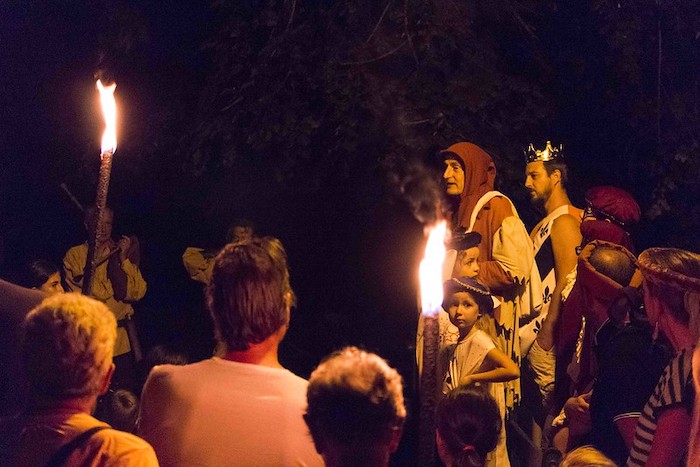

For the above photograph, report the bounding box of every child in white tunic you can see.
[441,277,520,467]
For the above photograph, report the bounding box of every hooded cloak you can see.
[440,142,496,230]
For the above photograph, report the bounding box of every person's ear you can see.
[551,168,562,185]
[435,429,450,465]
[388,424,404,453]
[98,363,115,395]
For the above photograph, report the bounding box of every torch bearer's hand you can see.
[118,236,132,262]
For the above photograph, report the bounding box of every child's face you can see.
[446,291,481,334]
[452,246,480,278]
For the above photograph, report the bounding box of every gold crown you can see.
[525,141,564,163]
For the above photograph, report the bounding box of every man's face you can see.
[443,159,465,196]
[524,161,554,205]
[228,226,253,243]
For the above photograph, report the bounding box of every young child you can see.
[450,231,481,278]
[436,386,502,467]
[441,276,520,467]
[417,232,482,375]
[441,232,483,349]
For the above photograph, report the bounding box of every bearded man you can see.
[519,141,582,465]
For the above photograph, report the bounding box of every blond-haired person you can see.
[561,445,615,467]
[0,293,157,466]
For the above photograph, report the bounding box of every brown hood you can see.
[440,142,496,229]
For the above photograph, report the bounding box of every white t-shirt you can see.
[138,357,323,467]
[441,329,495,394]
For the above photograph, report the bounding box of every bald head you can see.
[588,246,635,287]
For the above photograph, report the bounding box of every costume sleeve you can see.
[477,197,533,293]
[182,247,214,284]
[63,246,85,292]
[655,351,695,415]
[479,261,513,291]
[118,258,147,302]
[492,216,535,285]
[63,245,118,299]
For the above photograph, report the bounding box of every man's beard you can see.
[529,186,551,209]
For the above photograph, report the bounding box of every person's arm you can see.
[614,415,639,450]
[182,247,215,284]
[536,214,581,351]
[63,247,85,292]
[109,236,147,302]
[475,197,519,291]
[563,391,592,443]
[689,347,700,466]
[478,261,514,291]
[461,347,520,386]
[644,406,691,467]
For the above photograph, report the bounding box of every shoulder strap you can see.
[44,426,109,467]
[468,191,517,232]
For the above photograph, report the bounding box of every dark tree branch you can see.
[366,0,393,43]
[287,0,297,30]
[340,40,407,65]
[404,0,419,64]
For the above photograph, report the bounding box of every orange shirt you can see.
[0,410,158,466]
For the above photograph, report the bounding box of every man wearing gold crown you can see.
[519,141,583,464]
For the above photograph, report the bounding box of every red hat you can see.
[584,186,641,229]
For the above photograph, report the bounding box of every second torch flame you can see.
[419,220,447,316]
[97,80,117,155]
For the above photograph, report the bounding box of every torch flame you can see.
[419,220,447,317]
[96,80,117,155]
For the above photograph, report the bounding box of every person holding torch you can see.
[63,205,146,391]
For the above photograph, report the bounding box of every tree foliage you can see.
[94,0,700,249]
[181,0,553,195]
[590,0,700,249]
